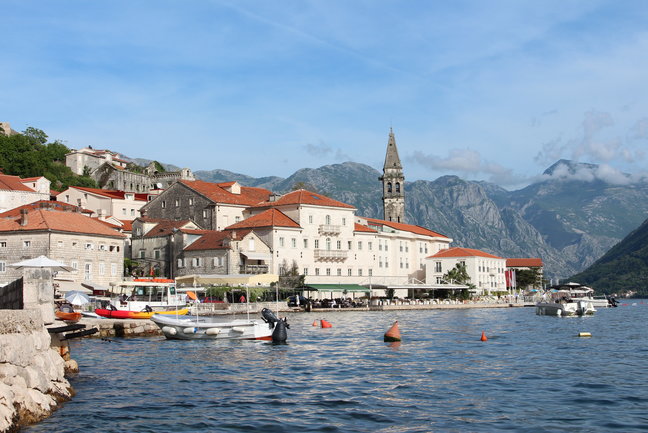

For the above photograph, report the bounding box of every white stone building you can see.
[0,174,51,213]
[426,247,507,296]
[57,186,150,221]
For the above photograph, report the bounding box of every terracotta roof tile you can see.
[354,223,377,233]
[179,180,271,206]
[429,247,502,259]
[0,174,35,192]
[362,217,449,239]
[144,220,193,238]
[250,189,355,209]
[0,202,125,238]
[66,186,148,201]
[506,258,543,267]
[184,231,231,251]
[225,209,301,230]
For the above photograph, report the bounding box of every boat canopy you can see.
[299,284,370,293]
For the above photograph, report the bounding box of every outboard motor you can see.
[261,308,289,343]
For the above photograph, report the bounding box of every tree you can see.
[22,127,48,145]
[278,259,305,288]
[443,262,471,285]
[516,268,542,290]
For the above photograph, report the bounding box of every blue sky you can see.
[3,1,648,189]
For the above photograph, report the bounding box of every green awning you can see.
[300,284,369,292]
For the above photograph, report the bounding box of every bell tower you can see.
[380,128,405,223]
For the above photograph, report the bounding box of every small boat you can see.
[95,307,189,319]
[536,284,596,316]
[151,308,288,342]
[55,310,82,323]
[107,279,187,313]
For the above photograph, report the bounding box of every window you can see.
[303,239,308,248]
[71,261,78,271]
[111,263,117,276]
[131,209,135,216]
[405,245,409,252]
[202,210,208,218]
[314,239,319,249]
[303,268,308,275]
[400,241,403,252]
[400,260,403,269]
[385,243,389,251]
[84,263,92,280]
[347,241,352,250]
[135,227,142,236]
[337,240,341,250]
[189,198,194,205]
[0,261,5,273]
[23,240,31,247]
[139,250,145,259]
[385,259,389,268]
[368,242,372,251]
[326,268,331,276]
[315,268,320,276]
[175,199,180,207]
[85,243,93,250]
[368,269,372,276]
[291,238,296,248]
[99,244,106,251]
[325,215,331,225]
[342,218,346,226]
[326,238,331,250]
[379,258,383,268]
[348,269,352,276]
[337,268,342,276]
[358,269,363,276]
[279,237,285,247]
[161,200,166,208]
[178,258,184,268]
[235,216,241,222]
[99,262,105,275]
[122,208,127,216]
[0,241,6,248]
[154,250,160,259]
[379,241,383,251]
[358,241,363,250]
[435,262,442,272]
[249,238,255,250]
[57,241,63,248]
[309,215,313,224]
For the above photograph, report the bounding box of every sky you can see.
[3,0,648,189]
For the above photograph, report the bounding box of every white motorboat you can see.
[555,282,617,308]
[536,285,596,316]
[151,308,288,342]
[107,278,186,312]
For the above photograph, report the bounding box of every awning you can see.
[81,281,111,292]
[300,284,370,293]
[240,252,272,261]
[176,273,279,287]
[54,279,92,294]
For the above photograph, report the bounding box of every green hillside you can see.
[570,218,648,296]
[0,127,96,191]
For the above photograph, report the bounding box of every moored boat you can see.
[106,279,187,312]
[536,284,596,316]
[55,310,82,323]
[151,308,288,341]
[95,307,189,319]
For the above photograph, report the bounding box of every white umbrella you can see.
[9,255,73,272]
[65,290,91,305]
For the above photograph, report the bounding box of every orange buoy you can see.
[321,319,333,328]
[480,331,488,342]
[312,320,318,327]
[384,321,401,342]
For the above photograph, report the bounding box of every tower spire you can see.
[380,128,405,223]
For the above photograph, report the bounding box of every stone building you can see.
[380,128,405,223]
[0,201,126,289]
[426,247,507,295]
[0,174,51,213]
[65,147,195,193]
[139,180,272,231]
[57,186,151,221]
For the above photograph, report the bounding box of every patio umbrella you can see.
[65,290,91,305]
[9,255,73,272]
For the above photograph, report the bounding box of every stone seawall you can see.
[0,310,72,433]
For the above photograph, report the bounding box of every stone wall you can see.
[0,278,23,310]
[0,310,72,433]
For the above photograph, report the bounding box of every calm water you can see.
[26,303,648,433]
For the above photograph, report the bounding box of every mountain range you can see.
[125,157,648,281]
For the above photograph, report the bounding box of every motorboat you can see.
[556,282,617,308]
[536,284,596,316]
[151,308,288,342]
[106,278,187,312]
[94,307,189,319]
[55,304,82,323]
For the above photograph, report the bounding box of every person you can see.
[120,293,128,306]
[239,294,246,303]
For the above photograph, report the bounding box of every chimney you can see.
[20,209,28,226]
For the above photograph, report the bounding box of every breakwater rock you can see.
[0,310,72,433]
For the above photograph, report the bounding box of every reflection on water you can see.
[25,305,648,433]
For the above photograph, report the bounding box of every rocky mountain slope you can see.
[188,160,648,280]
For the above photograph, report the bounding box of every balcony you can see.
[240,264,269,274]
[314,249,348,262]
[318,224,341,235]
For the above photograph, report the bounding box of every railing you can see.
[240,264,269,274]
[314,249,348,261]
[318,224,341,235]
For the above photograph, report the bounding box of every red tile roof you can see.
[0,202,125,237]
[362,217,449,239]
[250,189,355,209]
[144,220,193,238]
[506,258,543,268]
[429,247,502,259]
[179,180,271,206]
[0,174,36,192]
[225,209,301,230]
[184,231,230,251]
[65,186,148,201]
[354,223,377,233]
[117,219,133,231]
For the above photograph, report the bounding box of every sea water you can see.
[25,303,648,432]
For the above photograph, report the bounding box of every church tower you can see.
[380,128,405,223]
